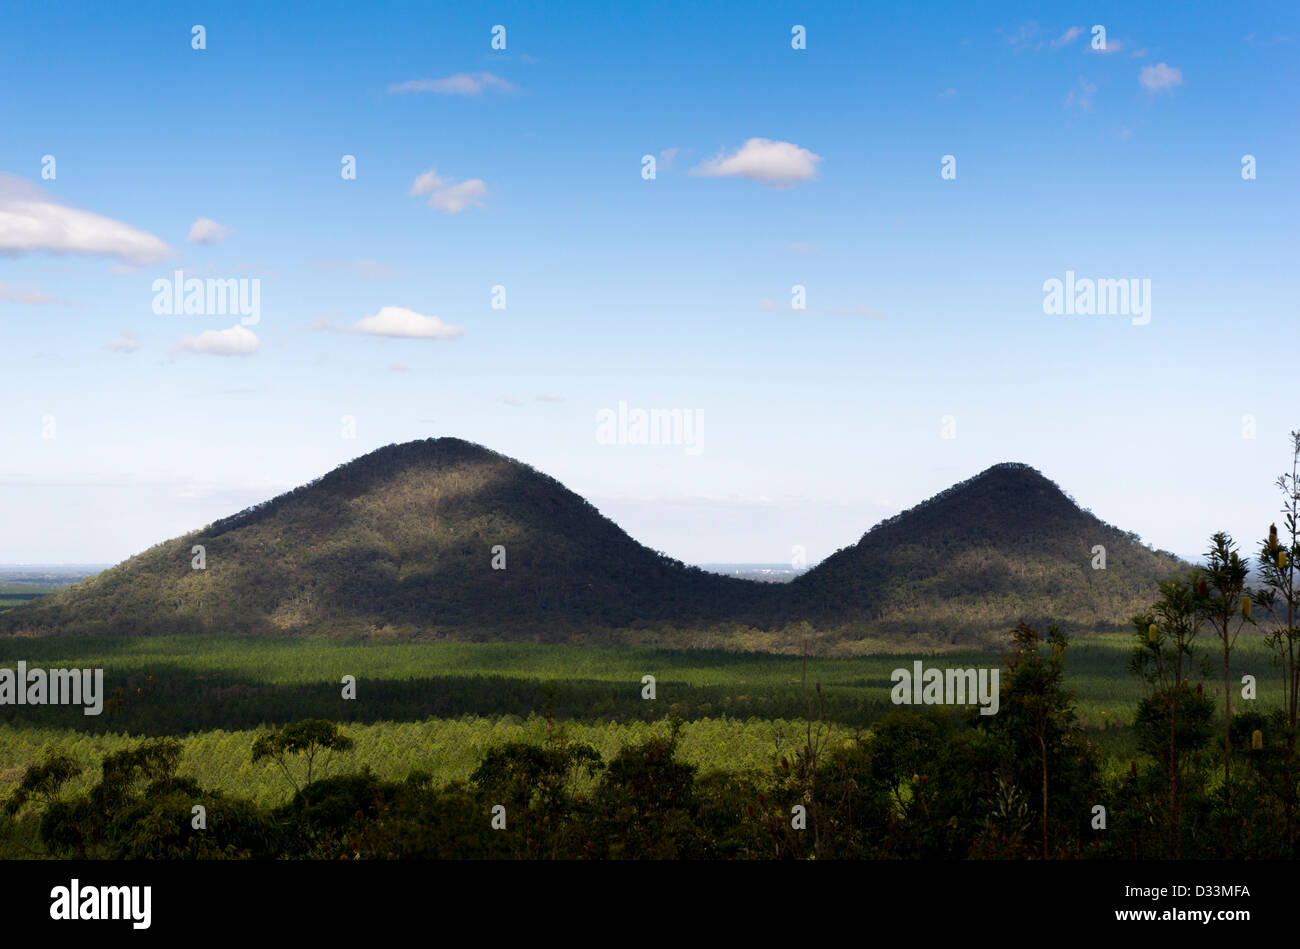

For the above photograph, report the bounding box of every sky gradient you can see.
[1,1,1297,567]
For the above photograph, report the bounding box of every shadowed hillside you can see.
[0,448,1187,642]
[0,439,768,637]
[782,462,1187,639]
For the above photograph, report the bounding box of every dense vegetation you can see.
[3,609,1296,859]
[0,440,1185,644]
[785,462,1187,640]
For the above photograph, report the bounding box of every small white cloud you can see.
[175,324,260,356]
[938,87,957,98]
[1130,47,1149,58]
[1089,38,1124,54]
[536,393,565,403]
[388,72,513,95]
[0,281,56,304]
[1051,26,1083,48]
[500,396,523,406]
[410,169,487,213]
[788,241,818,256]
[691,138,821,187]
[349,305,464,339]
[1140,62,1183,93]
[186,217,232,245]
[107,330,141,353]
[0,174,173,265]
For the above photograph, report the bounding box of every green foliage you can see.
[252,719,353,801]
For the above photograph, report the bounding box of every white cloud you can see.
[0,174,173,265]
[387,72,513,95]
[186,217,232,245]
[500,396,523,406]
[410,169,487,213]
[1089,38,1124,54]
[536,393,565,403]
[107,330,140,353]
[1051,26,1083,48]
[1130,47,1149,58]
[690,138,821,187]
[174,325,260,356]
[938,87,957,98]
[1140,62,1183,93]
[349,305,464,339]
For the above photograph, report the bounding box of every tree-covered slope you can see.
[0,438,766,636]
[0,449,1187,640]
[782,462,1187,636]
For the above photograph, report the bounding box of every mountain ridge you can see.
[0,440,1187,644]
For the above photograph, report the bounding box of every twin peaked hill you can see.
[0,440,1186,641]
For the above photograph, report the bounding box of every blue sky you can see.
[1,0,1296,567]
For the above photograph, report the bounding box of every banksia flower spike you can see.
[1148,623,1158,643]
[1242,595,1252,619]
[1252,729,1263,751]
[1280,550,1288,569]
[1197,579,1208,597]
[1270,524,1279,548]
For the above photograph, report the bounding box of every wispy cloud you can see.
[1050,26,1083,48]
[0,174,173,265]
[1065,78,1098,112]
[410,169,488,213]
[388,72,512,95]
[0,281,58,304]
[107,330,141,353]
[691,138,821,187]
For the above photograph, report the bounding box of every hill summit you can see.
[782,461,1185,638]
[0,438,761,637]
[0,445,1186,643]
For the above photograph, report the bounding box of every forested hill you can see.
[782,462,1188,637]
[0,438,768,637]
[0,446,1186,640]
